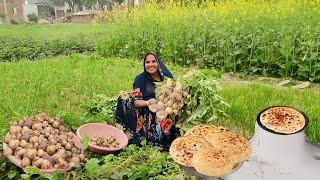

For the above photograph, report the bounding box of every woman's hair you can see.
[143,52,157,63]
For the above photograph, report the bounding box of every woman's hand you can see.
[134,100,149,108]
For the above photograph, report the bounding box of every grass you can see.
[0,55,319,143]
[220,82,320,143]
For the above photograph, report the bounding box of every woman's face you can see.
[145,54,159,75]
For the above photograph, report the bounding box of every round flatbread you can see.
[205,132,251,163]
[259,107,306,134]
[184,124,228,137]
[192,148,235,177]
[169,136,213,167]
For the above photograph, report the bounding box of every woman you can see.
[115,52,180,151]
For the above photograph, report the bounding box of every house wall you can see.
[23,4,38,21]
[71,14,94,23]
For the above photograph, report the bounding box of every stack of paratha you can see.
[259,106,306,134]
[169,124,251,177]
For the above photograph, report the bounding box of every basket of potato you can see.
[77,123,128,155]
[2,112,85,173]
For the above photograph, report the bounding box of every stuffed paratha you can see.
[169,136,213,167]
[205,132,251,163]
[259,107,306,134]
[192,148,235,177]
[184,124,228,137]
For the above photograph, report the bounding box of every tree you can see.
[49,0,83,12]
[83,0,124,11]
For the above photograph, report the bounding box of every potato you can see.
[29,136,39,144]
[37,149,46,157]
[43,155,55,166]
[79,154,85,161]
[56,143,62,150]
[156,102,166,111]
[156,110,167,120]
[26,143,33,149]
[9,139,20,149]
[32,130,41,136]
[52,120,61,129]
[59,125,66,132]
[20,140,28,148]
[165,107,173,115]
[21,119,33,129]
[70,156,80,164]
[56,149,67,159]
[66,132,74,139]
[174,94,183,101]
[21,157,31,168]
[65,143,72,151]
[35,112,47,122]
[166,100,174,107]
[38,141,48,150]
[174,81,183,92]
[44,131,50,138]
[32,122,43,130]
[61,140,67,146]
[48,118,55,124]
[26,149,37,160]
[14,148,26,158]
[19,133,31,141]
[3,143,13,156]
[46,145,56,155]
[172,103,179,110]
[22,126,32,134]
[10,126,22,134]
[42,121,49,127]
[41,159,52,169]
[32,158,43,168]
[158,95,164,101]
[4,134,13,143]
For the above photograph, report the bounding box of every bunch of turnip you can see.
[90,136,120,148]
[148,79,188,120]
[3,112,85,170]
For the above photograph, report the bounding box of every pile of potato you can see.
[90,136,120,148]
[148,79,188,120]
[3,112,85,170]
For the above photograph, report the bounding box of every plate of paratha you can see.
[258,106,308,135]
[170,124,251,177]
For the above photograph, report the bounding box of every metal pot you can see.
[228,106,320,180]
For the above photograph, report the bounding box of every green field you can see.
[1,0,320,178]
[0,24,107,40]
[1,55,319,143]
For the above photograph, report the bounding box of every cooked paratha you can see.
[169,136,213,167]
[205,132,251,163]
[192,148,235,177]
[184,124,228,137]
[260,107,306,134]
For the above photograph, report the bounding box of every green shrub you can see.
[27,13,38,23]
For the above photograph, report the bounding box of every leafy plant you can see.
[74,140,192,179]
[87,94,117,120]
[27,13,38,23]
[177,69,230,130]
